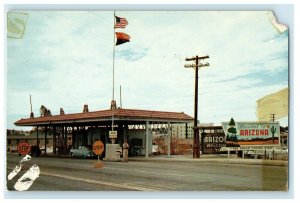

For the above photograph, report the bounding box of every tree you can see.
[227,118,237,143]
[229,117,235,126]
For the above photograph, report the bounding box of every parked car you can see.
[70,145,95,159]
[30,145,42,157]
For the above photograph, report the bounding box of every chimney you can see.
[60,108,65,115]
[110,100,117,110]
[83,104,89,113]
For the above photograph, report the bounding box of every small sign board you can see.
[17,142,31,155]
[109,131,117,139]
[93,141,104,156]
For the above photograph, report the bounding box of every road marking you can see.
[14,164,40,191]
[124,182,177,190]
[40,171,157,191]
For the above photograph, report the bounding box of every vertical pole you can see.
[53,126,56,154]
[145,121,149,158]
[76,126,79,148]
[45,126,47,155]
[111,11,116,133]
[91,126,93,145]
[112,10,116,102]
[185,123,188,139]
[264,149,267,159]
[36,126,39,147]
[30,95,34,118]
[167,122,171,158]
[65,126,68,154]
[72,126,75,147]
[193,56,200,158]
[120,85,122,108]
[30,95,32,112]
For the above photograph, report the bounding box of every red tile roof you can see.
[14,108,193,126]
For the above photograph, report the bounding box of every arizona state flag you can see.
[115,32,130,45]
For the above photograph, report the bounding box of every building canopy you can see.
[14,108,194,127]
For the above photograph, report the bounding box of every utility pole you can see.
[185,55,210,158]
[270,114,275,122]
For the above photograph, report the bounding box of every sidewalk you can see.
[129,153,288,166]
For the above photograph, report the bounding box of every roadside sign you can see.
[93,141,104,155]
[17,142,31,155]
[109,131,117,139]
[221,121,280,146]
[203,133,226,153]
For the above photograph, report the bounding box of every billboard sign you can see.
[221,121,280,146]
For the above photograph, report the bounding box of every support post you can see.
[44,126,47,155]
[64,126,68,154]
[72,126,75,147]
[76,126,79,148]
[36,126,39,147]
[167,122,171,158]
[145,121,149,158]
[185,123,188,139]
[53,126,56,154]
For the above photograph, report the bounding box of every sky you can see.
[6,10,289,130]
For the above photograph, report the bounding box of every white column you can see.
[145,121,149,158]
[167,122,171,158]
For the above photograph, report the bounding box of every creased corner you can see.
[7,12,29,39]
[267,11,288,34]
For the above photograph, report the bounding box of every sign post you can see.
[93,141,104,168]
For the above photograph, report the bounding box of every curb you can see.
[129,157,288,166]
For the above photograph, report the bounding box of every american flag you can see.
[114,16,128,29]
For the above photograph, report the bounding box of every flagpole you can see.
[112,10,116,102]
[112,10,116,133]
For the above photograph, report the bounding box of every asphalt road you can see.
[6,154,288,191]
